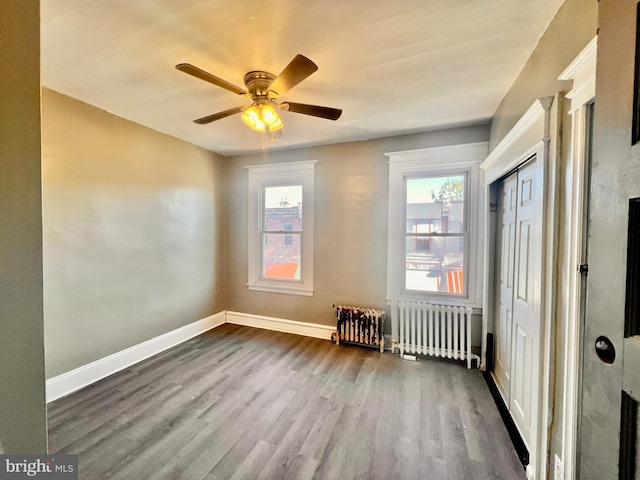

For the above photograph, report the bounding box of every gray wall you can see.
[0,0,48,453]
[490,0,598,149]
[226,126,490,330]
[42,89,228,378]
[487,0,597,471]
[580,0,640,476]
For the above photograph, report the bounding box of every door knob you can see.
[595,336,616,364]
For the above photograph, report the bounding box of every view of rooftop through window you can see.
[405,174,465,294]
[263,185,302,280]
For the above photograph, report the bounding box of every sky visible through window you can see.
[265,185,302,207]
[406,176,464,204]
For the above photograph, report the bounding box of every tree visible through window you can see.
[405,174,466,294]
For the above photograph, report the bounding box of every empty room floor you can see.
[47,323,525,479]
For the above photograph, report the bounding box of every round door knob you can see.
[595,336,615,364]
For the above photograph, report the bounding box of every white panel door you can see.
[509,158,543,448]
[494,172,518,401]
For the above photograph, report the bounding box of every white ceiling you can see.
[41,0,564,157]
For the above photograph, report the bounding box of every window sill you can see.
[247,283,314,296]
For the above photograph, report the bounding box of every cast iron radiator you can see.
[333,304,385,352]
[395,301,479,368]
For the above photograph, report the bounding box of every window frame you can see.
[386,143,486,306]
[246,160,317,296]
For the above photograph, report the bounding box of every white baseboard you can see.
[46,311,226,403]
[226,311,335,340]
[47,311,341,402]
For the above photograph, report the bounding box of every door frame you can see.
[557,36,597,480]
[481,96,558,480]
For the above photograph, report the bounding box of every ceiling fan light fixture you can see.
[241,103,282,133]
[241,105,265,131]
[242,105,260,121]
[267,116,284,132]
[260,103,280,127]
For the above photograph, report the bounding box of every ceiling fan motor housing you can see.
[244,71,277,99]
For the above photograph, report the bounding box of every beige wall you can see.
[226,126,489,330]
[0,0,48,453]
[487,0,598,471]
[41,87,487,378]
[42,89,227,378]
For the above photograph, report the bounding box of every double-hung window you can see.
[246,160,316,296]
[405,173,467,294]
[386,143,486,304]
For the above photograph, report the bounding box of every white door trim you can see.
[558,35,597,480]
[481,96,556,480]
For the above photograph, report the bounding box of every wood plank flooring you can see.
[48,324,525,479]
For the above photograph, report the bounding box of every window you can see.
[283,223,294,247]
[415,237,432,252]
[405,174,466,294]
[386,143,486,304]
[263,190,300,278]
[246,160,317,296]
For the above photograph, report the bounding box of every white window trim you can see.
[245,160,317,296]
[385,142,487,308]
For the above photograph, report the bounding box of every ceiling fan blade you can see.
[194,106,244,124]
[268,55,318,98]
[282,102,342,121]
[176,63,248,96]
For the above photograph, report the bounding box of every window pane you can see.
[406,218,443,234]
[406,176,464,234]
[263,233,300,279]
[405,236,464,293]
[264,185,302,231]
[405,174,465,294]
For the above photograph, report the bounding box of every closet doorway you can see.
[493,155,544,459]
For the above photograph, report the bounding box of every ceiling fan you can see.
[176,54,342,135]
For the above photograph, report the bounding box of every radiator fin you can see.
[397,301,478,368]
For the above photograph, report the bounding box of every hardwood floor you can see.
[48,324,525,479]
